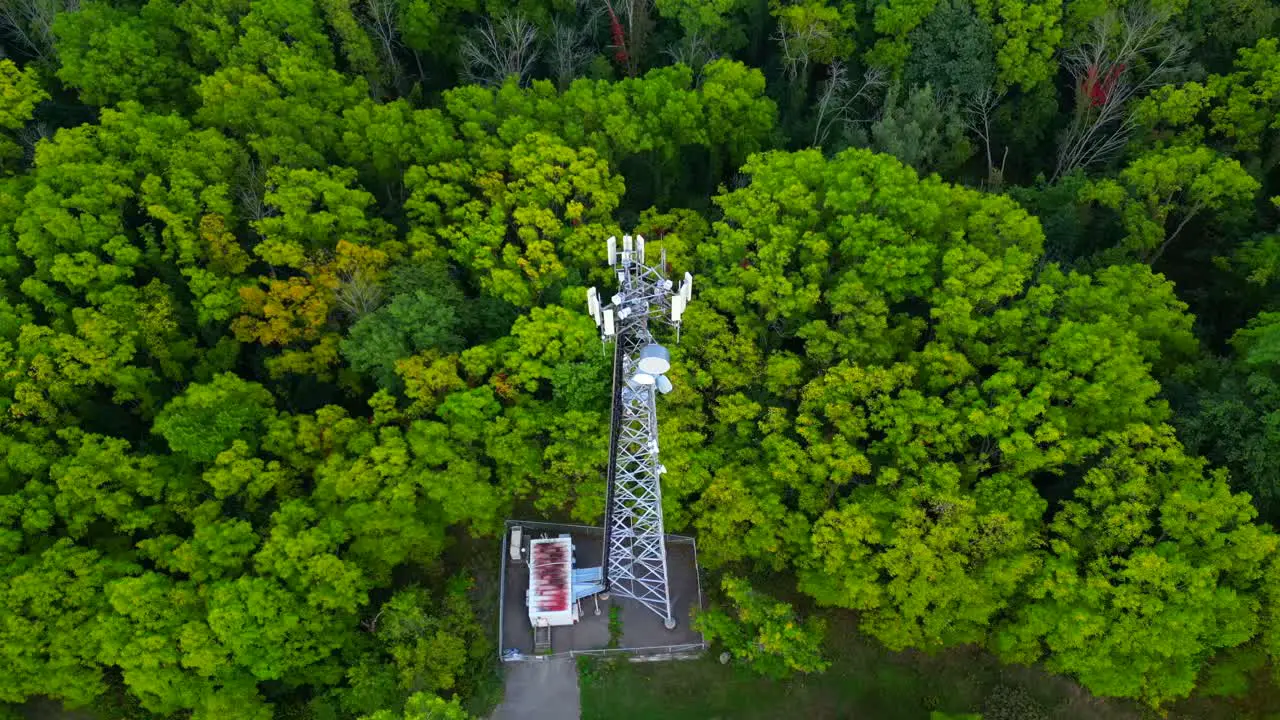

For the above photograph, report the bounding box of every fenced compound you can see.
[498,520,707,662]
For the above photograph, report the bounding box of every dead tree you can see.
[1053,5,1186,181]
[811,61,887,149]
[236,160,270,228]
[0,0,78,62]
[775,15,835,83]
[596,0,653,78]
[335,268,385,319]
[360,0,407,92]
[17,121,50,165]
[664,32,718,79]
[550,18,593,90]
[963,85,1007,188]
[460,14,540,87]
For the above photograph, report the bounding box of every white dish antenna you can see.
[632,371,656,386]
[637,344,671,375]
[656,375,673,394]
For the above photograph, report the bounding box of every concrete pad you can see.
[490,657,580,720]
[500,522,705,657]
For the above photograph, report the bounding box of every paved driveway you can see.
[490,658,581,720]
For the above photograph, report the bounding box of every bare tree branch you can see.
[963,85,1006,187]
[664,31,719,80]
[335,268,385,319]
[597,0,652,77]
[1053,4,1187,181]
[550,18,592,90]
[574,0,609,35]
[812,62,887,149]
[460,14,540,87]
[774,15,833,82]
[17,121,49,165]
[236,160,269,227]
[0,0,77,62]
[360,0,407,92]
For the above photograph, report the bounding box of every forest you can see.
[1,0,1279,718]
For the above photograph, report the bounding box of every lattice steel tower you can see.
[587,235,691,630]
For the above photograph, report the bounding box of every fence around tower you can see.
[498,519,707,661]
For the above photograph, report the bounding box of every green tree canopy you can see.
[153,373,276,463]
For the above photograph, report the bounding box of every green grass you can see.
[579,611,1280,720]
[580,654,965,720]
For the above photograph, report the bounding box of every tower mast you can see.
[588,235,691,629]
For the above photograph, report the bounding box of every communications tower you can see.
[587,235,692,630]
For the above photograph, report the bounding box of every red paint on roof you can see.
[532,540,570,612]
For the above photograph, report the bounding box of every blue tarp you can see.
[572,566,605,601]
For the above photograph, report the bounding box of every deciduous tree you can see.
[1079,145,1259,264]
[695,575,829,677]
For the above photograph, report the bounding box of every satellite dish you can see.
[656,375,673,394]
[632,372,656,386]
[637,344,671,375]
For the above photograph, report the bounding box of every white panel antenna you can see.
[587,287,600,318]
[671,294,685,322]
[602,309,615,336]
[636,235,645,264]
[607,236,617,266]
[681,272,693,302]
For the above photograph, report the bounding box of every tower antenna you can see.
[593,235,692,629]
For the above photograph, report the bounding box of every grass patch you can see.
[608,605,623,649]
[579,613,1150,720]
[580,654,948,720]
[580,609,1280,720]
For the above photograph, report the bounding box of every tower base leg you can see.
[664,616,677,630]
